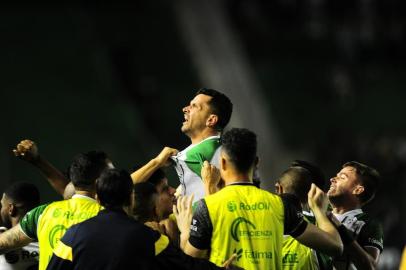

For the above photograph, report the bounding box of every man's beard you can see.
[327,193,345,207]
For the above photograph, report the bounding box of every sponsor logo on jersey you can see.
[368,237,383,249]
[5,249,39,264]
[230,217,272,242]
[190,219,198,232]
[282,251,299,265]
[239,202,271,211]
[49,224,68,249]
[231,248,273,264]
[227,201,237,212]
[52,208,96,221]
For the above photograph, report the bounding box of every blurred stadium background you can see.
[1,2,404,269]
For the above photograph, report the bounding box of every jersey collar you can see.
[333,208,363,222]
[72,194,96,202]
[191,135,220,146]
[227,182,255,186]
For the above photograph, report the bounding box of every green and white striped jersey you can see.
[171,136,221,203]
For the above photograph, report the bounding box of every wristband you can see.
[337,224,355,245]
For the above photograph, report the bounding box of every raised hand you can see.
[13,139,39,163]
[154,147,179,167]
[131,146,178,184]
[13,139,69,197]
[173,194,194,250]
[201,161,221,195]
[159,218,179,244]
[308,183,329,214]
[223,253,245,269]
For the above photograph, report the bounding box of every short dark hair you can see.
[343,161,380,205]
[221,128,257,173]
[4,182,40,212]
[69,151,108,189]
[133,182,158,223]
[277,167,312,204]
[196,88,233,131]
[146,168,166,187]
[291,160,326,190]
[96,169,133,209]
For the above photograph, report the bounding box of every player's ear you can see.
[275,182,283,194]
[95,193,101,205]
[220,154,227,171]
[353,185,364,196]
[206,114,218,128]
[9,203,17,217]
[254,156,260,169]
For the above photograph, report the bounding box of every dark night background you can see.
[1,2,405,268]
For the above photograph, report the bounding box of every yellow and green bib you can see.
[205,184,284,270]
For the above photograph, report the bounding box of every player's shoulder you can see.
[356,211,383,241]
[357,212,382,227]
[190,136,220,153]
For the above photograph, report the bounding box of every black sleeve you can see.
[46,255,73,270]
[280,193,308,237]
[154,242,224,270]
[188,199,213,250]
[357,218,384,252]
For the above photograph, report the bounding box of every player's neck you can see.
[189,129,220,145]
[224,172,252,186]
[331,202,361,215]
[74,190,95,199]
[330,194,362,215]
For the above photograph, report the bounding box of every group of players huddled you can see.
[0,88,386,270]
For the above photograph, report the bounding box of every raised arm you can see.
[13,139,69,196]
[131,147,178,184]
[294,184,343,257]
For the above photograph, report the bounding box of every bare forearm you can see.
[0,226,32,254]
[313,209,343,255]
[314,209,340,239]
[131,158,160,184]
[179,232,189,251]
[33,156,69,196]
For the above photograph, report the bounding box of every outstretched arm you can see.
[13,139,69,196]
[294,184,343,257]
[131,147,178,184]
[0,225,33,254]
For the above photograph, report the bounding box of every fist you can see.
[13,139,39,163]
[308,183,328,213]
[156,147,178,167]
